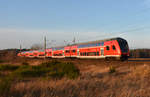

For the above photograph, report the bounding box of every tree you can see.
[30,44,43,50]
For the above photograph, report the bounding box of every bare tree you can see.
[30,44,43,50]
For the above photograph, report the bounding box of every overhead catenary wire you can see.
[26,6,150,48]
[76,7,150,43]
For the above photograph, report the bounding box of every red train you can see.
[18,37,129,60]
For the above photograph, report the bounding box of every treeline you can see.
[130,49,150,58]
[0,49,29,57]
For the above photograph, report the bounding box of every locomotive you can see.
[18,37,129,60]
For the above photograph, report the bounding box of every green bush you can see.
[14,65,47,78]
[0,64,19,71]
[0,60,4,63]
[0,61,79,79]
[0,76,13,96]
[47,62,79,79]
[14,61,79,79]
[0,61,79,96]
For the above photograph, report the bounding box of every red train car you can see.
[33,51,39,57]
[37,50,45,58]
[77,37,129,60]
[64,45,78,58]
[52,47,65,58]
[18,37,129,60]
[45,49,52,57]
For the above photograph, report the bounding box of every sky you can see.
[0,0,150,49]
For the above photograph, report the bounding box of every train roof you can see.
[47,37,125,48]
[75,37,124,46]
[20,37,125,52]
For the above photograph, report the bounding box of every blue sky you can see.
[0,0,150,49]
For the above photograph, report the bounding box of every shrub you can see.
[0,61,80,96]
[109,66,116,74]
[0,64,19,71]
[47,62,79,79]
[0,76,13,96]
[0,61,79,80]
[40,60,60,67]
[0,60,4,63]
[14,65,48,78]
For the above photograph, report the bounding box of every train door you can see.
[71,49,77,56]
[70,46,78,57]
[101,48,104,56]
[64,46,71,57]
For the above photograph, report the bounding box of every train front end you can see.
[117,38,129,60]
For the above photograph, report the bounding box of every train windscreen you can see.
[117,39,129,53]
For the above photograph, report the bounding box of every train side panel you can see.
[52,50,65,58]
[46,49,52,57]
[104,40,121,58]
[78,47,101,59]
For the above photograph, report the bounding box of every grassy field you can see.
[1,54,150,97]
[0,60,79,97]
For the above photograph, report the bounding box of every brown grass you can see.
[2,62,150,97]
[1,52,150,97]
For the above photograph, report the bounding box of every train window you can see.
[86,52,88,56]
[65,50,70,53]
[82,52,85,56]
[53,54,56,56]
[34,53,38,55]
[106,46,110,50]
[118,39,128,53]
[72,50,76,53]
[39,54,44,56]
[97,52,99,56]
[88,52,97,56]
[82,52,84,56]
[83,52,87,56]
[59,54,62,56]
[112,45,116,50]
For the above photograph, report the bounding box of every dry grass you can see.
[1,53,150,97]
[3,63,150,97]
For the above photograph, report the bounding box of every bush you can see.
[14,65,47,78]
[47,62,79,79]
[0,61,79,80]
[13,61,79,79]
[0,76,13,96]
[109,66,116,74]
[0,60,4,63]
[0,61,80,96]
[0,64,19,71]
